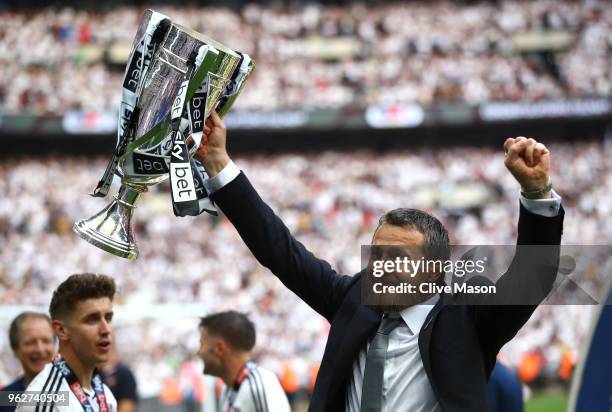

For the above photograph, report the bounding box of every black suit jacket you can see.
[211,172,564,412]
[0,376,25,412]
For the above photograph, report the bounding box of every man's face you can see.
[59,297,113,368]
[14,317,54,378]
[198,328,225,377]
[371,223,426,279]
[369,224,433,308]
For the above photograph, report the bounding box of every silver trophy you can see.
[74,10,254,259]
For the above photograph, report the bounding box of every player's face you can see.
[198,328,224,377]
[14,317,54,377]
[65,297,114,368]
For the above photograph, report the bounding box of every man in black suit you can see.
[195,112,564,412]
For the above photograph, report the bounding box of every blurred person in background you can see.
[197,311,291,412]
[0,312,55,412]
[101,346,138,412]
[16,274,118,412]
[488,360,524,412]
[279,361,300,405]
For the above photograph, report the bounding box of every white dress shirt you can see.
[203,160,241,195]
[346,295,442,412]
[206,160,563,411]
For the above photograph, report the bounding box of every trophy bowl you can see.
[74,10,254,259]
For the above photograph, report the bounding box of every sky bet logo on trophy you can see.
[73,9,255,259]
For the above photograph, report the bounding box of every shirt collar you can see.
[398,294,440,334]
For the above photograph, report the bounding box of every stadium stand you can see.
[0,141,609,397]
[0,0,610,114]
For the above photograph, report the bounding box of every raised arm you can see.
[473,137,564,354]
[195,112,353,321]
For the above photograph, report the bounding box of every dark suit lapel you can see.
[327,286,381,401]
[418,294,445,404]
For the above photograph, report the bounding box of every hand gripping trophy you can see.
[74,10,254,259]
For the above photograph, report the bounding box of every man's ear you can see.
[52,319,69,342]
[424,265,444,285]
[433,269,443,283]
[215,337,230,357]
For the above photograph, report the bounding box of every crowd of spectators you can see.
[0,139,610,397]
[0,0,610,115]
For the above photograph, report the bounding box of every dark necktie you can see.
[360,314,406,412]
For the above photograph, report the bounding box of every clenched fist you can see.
[504,137,551,199]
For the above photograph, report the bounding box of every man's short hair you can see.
[49,274,116,320]
[378,208,450,262]
[199,311,256,352]
[9,312,52,351]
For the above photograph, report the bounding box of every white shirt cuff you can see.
[203,160,240,195]
[519,189,562,217]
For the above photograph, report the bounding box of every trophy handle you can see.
[73,182,147,260]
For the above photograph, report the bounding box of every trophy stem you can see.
[73,182,148,260]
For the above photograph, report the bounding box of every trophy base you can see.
[74,219,139,260]
[73,184,145,260]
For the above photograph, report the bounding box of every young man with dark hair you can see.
[1,312,55,412]
[17,273,118,412]
[198,311,290,412]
